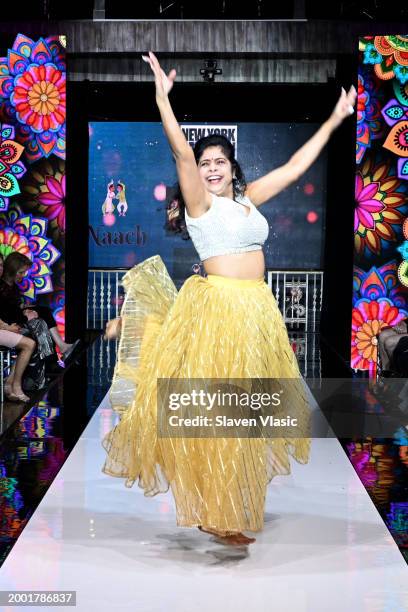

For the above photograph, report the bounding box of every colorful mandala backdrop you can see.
[0,34,66,338]
[353,36,408,376]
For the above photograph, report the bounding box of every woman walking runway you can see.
[102,52,356,545]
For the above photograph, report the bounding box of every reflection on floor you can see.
[0,333,408,607]
[344,437,408,562]
[0,337,114,566]
[0,395,67,566]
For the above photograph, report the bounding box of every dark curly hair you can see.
[167,135,247,238]
[3,251,32,282]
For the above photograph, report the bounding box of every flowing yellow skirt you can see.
[102,255,311,534]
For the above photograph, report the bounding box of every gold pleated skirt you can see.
[102,255,311,534]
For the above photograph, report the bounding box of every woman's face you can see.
[15,266,30,284]
[197,146,234,197]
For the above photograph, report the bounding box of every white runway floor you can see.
[1,393,408,612]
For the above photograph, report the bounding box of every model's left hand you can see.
[330,85,357,129]
[104,317,122,340]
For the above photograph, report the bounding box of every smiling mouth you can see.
[207,176,222,184]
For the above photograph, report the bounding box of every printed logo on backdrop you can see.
[181,125,238,155]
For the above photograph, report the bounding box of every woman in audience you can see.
[0,252,80,362]
[0,253,56,382]
[0,319,35,402]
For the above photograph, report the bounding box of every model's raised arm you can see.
[143,52,211,216]
[246,85,357,207]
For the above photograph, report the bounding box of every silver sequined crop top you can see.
[184,193,269,262]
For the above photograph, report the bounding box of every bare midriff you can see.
[203,250,265,280]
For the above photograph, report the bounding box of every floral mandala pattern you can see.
[382,120,408,181]
[356,70,384,164]
[354,155,407,257]
[393,79,408,107]
[0,204,60,301]
[360,36,408,85]
[354,35,408,375]
[47,260,65,341]
[380,95,408,179]
[53,295,65,342]
[23,158,65,239]
[352,263,408,375]
[0,123,26,211]
[0,34,65,163]
[397,218,408,287]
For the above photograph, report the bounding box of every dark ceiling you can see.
[2,0,408,21]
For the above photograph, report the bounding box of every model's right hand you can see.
[142,51,177,100]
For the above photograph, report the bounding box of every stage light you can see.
[154,183,167,201]
[303,183,315,195]
[307,211,318,223]
[103,213,116,226]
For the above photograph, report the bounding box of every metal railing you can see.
[88,329,320,383]
[87,269,127,331]
[88,268,324,333]
[87,268,323,379]
[88,335,118,390]
[267,270,324,332]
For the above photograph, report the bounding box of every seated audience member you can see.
[0,319,35,402]
[0,252,80,362]
[0,253,57,380]
[378,319,408,374]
